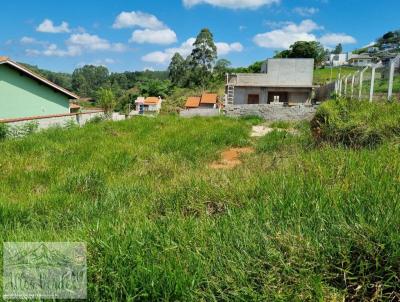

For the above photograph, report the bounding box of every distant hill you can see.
[353,29,400,54]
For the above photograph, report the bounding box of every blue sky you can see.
[1,0,399,73]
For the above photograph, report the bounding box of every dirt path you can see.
[210,147,254,169]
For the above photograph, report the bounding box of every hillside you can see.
[1,101,399,301]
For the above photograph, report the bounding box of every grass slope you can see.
[0,111,399,301]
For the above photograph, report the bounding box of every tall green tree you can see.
[275,41,326,67]
[332,43,343,54]
[188,28,217,88]
[72,65,110,98]
[168,53,187,86]
[214,59,231,82]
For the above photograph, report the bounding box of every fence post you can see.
[350,72,358,100]
[338,77,343,97]
[369,66,376,102]
[358,67,368,100]
[344,75,350,97]
[388,60,395,101]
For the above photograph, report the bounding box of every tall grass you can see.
[0,112,399,300]
[311,98,400,147]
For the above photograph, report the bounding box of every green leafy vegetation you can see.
[313,66,358,85]
[311,98,400,147]
[1,105,399,300]
[274,41,328,67]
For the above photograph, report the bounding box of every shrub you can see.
[311,99,400,148]
[87,115,106,125]
[0,123,8,140]
[7,121,39,138]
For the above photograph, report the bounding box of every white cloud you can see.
[113,11,165,29]
[254,19,357,50]
[26,44,81,57]
[319,33,357,46]
[142,37,243,64]
[20,37,37,44]
[36,19,70,33]
[183,0,279,9]
[253,19,320,49]
[142,51,172,64]
[215,42,243,55]
[130,29,177,45]
[26,33,126,57]
[77,58,116,67]
[292,7,319,17]
[67,33,125,51]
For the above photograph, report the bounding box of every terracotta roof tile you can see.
[70,103,81,109]
[0,56,9,62]
[201,93,218,104]
[185,96,201,108]
[144,97,160,105]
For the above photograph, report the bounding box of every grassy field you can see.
[314,66,358,85]
[1,104,399,301]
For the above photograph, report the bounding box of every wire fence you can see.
[317,58,400,102]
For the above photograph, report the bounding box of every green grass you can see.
[314,66,358,85]
[311,98,400,147]
[1,111,399,301]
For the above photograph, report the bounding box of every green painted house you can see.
[0,56,79,120]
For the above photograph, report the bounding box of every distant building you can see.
[0,56,79,120]
[184,93,219,109]
[185,97,201,109]
[226,58,314,106]
[135,96,162,114]
[380,43,398,51]
[381,54,400,79]
[368,46,379,53]
[328,53,348,66]
[347,53,373,67]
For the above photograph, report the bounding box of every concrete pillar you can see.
[369,66,376,103]
[358,67,368,100]
[351,73,357,100]
[388,60,395,101]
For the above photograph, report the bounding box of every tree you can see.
[214,59,231,82]
[188,28,217,88]
[139,79,170,98]
[247,61,263,73]
[275,41,326,67]
[72,65,110,98]
[97,88,116,117]
[332,43,343,54]
[274,49,291,58]
[168,53,187,86]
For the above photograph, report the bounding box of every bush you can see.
[87,115,106,125]
[7,121,39,138]
[0,123,9,140]
[311,99,400,148]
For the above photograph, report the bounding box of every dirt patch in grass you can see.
[210,147,254,169]
[251,125,300,137]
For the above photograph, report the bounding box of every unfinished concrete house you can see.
[225,58,317,120]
